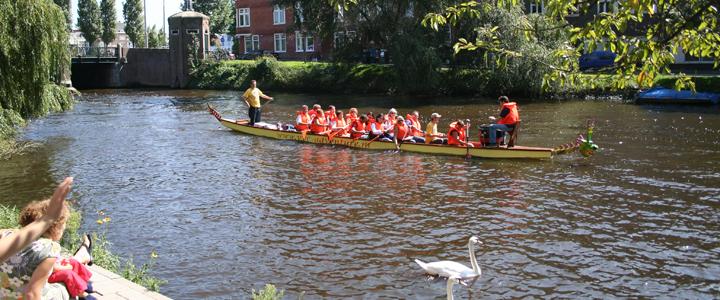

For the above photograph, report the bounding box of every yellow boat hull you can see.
[213,116,554,159]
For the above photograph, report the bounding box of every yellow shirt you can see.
[243,87,265,108]
[426,122,438,136]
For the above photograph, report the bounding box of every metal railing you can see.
[70,46,119,58]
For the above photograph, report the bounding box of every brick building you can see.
[234,0,325,60]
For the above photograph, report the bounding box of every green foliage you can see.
[231,35,241,57]
[147,25,166,48]
[0,0,72,119]
[52,0,72,27]
[389,26,442,94]
[655,75,720,93]
[100,0,117,46]
[78,0,101,45]
[182,0,235,34]
[252,284,284,300]
[123,0,144,47]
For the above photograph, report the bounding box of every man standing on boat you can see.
[487,96,519,147]
[243,80,273,126]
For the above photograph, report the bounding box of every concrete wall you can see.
[120,48,171,87]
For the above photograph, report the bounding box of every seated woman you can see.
[394,116,425,150]
[1,198,95,300]
[295,105,311,132]
[332,111,349,137]
[368,113,393,141]
[310,109,330,135]
[447,120,474,147]
[349,115,368,139]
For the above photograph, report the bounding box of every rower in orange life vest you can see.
[487,96,519,147]
[393,116,426,150]
[310,108,330,134]
[332,110,349,136]
[349,115,368,139]
[345,108,359,125]
[295,105,311,131]
[325,105,337,126]
[309,104,321,118]
[447,120,473,147]
[406,111,425,141]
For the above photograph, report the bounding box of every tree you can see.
[182,0,234,34]
[77,0,101,46]
[100,0,117,47]
[147,25,167,48]
[0,0,72,123]
[123,0,144,47]
[424,0,720,92]
[52,0,72,27]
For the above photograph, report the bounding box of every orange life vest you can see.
[346,113,358,124]
[296,111,310,131]
[310,115,326,134]
[498,102,519,125]
[395,122,409,140]
[350,120,365,139]
[406,114,422,136]
[308,110,317,118]
[325,111,337,124]
[447,123,466,146]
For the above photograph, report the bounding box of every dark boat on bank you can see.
[636,87,720,105]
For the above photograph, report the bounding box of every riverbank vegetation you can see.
[0,205,165,292]
[0,0,74,156]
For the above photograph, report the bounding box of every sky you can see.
[70,0,184,34]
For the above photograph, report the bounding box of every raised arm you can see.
[0,177,72,263]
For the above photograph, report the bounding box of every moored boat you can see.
[208,105,589,159]
[636,87,720,105]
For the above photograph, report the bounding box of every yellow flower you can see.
[150,251,158,259]
[96,219,104,225]
[103,217,111,222]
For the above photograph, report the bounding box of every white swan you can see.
[415,236,482,283]
[446,276,459,300]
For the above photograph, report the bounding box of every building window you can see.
[529,1,544,14]
[274,33,286,52]
[186,29,199,34]
[171,29,179,35]
[273,5,286,25]
[597,0,613,14]
[237,8,250,27]
[295,32,314,52]
[244,35,259,53]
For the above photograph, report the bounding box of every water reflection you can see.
[0,89,718,299]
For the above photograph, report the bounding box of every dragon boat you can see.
[208,105,596,159]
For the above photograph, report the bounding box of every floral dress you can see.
[0,230,69,300]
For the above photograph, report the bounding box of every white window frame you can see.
[529,1,544,14]
[243,34,259,53]
[295,32,315,53]
[273,5,286,25]
[274,33,286,53]
[237,8,250,27]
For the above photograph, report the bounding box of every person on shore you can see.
[350,115,368,139]
[1,198,95,299]
[425,113,447,144]
[310,109,329,134]
[487,96,519,147]
[242,80,273,126]
[0,177,72,264]
[295,105,311,131]
[447,120,473,147]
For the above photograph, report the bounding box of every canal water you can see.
[1,89,718,299]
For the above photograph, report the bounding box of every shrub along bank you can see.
[189,58,719,98]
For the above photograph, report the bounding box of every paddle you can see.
[465,119,471,159]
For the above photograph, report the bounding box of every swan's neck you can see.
[446,278,455,300]
[468,242,480,275]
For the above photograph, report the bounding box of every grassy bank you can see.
[0,205,165,292]
[189,59,504,96]
[190,59,720,98]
